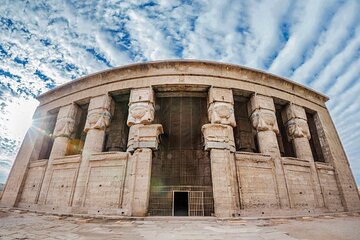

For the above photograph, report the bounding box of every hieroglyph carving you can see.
[127,87,155,126]
[53,104,78,138]
[284,104,310,140]
[208,87,236,127]
[127,124,163,152]
[201,124,235,152]
[84,95,112,132]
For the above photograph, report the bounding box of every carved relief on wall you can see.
[53,104,78,138]
[84,95,113,132]
[127,87,155,126]
[201,123,235,152]
[127,124,163,152]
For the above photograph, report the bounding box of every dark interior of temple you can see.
[148,95,214,216]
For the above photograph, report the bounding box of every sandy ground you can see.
[0,209,359,240]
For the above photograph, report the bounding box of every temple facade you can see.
[1,60,359,217]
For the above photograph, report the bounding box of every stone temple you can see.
[1,60,359,217]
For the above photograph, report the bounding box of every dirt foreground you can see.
[0,209,359,240]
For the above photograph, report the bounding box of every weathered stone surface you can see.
[208,87,236,127]
[53,104,79,138]
[202,124,235,152]
[208,102,236,127]
[127,87,155,126]
[128,148,153,216]
[127,124,163,152]
[248,94,279,136]
[235,153,280,209]
[208,87,234,104]
[284,104,310,140]
[210,149,239,217]
[250,109,279,133]
[248,94,276,113]
[84,94,113,132]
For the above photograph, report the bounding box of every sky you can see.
[0,0,359,185]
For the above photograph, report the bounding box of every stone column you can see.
[0,109,44,207]
[38,104,79,204]
[283,104,324,207]
[248,94,290,208]
[126,87,163,216]
[202,87,239,217]
[72,94,113,208]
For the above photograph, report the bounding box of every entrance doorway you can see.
[173,191,189,216]
[148,96,214,216]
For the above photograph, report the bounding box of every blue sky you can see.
[0,0,359,185]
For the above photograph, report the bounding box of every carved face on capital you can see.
[127,102,155,126]
[286,119,310,140]
[250,109,279,134]
[53,117,76,138]
[208,102,236,127]
[84,110,111,132]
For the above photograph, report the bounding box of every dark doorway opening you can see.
[173,191,189,216]
[148,96,214,216]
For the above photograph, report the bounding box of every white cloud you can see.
[241,0,292,69]
[268,0,339,77]
[291,0,359,84]
[126,9,175,60]
[311,26,360,92]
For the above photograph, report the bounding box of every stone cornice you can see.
[36,60,329,108]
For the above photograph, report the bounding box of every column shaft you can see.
[38,104,79,205]
[293,137,313,160]
[257,130,280,156]
[72,94,112,208]
[125,87,162,216]
[284,104,324,208]
[204,87,239,217]
[130,148,153,216]
[249,94,290,208]
[210,149,238,217]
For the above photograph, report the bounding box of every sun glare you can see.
[6,98,39,142]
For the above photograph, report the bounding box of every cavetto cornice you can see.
[37,60,329,107]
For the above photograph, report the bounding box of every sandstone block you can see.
[202,124,235,152]
[127,124,163,152]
